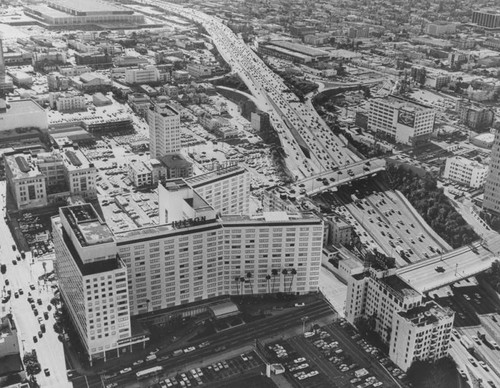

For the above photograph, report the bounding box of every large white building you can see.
[52,204,147,364]
[443,156,488,188]
[4,148,97,209]
[147,101,181,159]
[185,164,250,216]
[49,92,86,112]
[113,179,323,316]
[368,96,436,146]
[345,268,453,371]
[124,66,160,85]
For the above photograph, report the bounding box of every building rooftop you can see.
[4,154,43,180]
[48,0,129,14]
[382,95,434,113]
[448,156,487,170]
[2,99,45,115]
[61,204,114,247]
[185,163,244,187]
[379,274,420,299]
[158,153,192,169]
[151,102,179,117]
[221,211,321,224]
[268,40,329,58]
[398,301,453,326]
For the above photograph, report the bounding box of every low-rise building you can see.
[124,65,160,85]
[456,100,495,131]
[157,154,193,180]
[443,156,488,188]
[49,92,87,112]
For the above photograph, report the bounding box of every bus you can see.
[136,366,163,380]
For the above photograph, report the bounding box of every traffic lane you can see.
[460,327,500,380]
[324,324,399,388]
[287,336,350,387]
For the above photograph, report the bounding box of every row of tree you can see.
[234,268,298,295]
[386,165,478,248]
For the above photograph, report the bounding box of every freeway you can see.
[146,0,359,178]
[102,299,335,387]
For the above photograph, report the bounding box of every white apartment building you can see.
[128,160,153,187]
[112,179,323,316]
[124,65,160,85]
[391,302,454,371]
[443,156,488,188]
[344,268,453,371]
[4,148,97,209]
[484,130,500,214]
[52,204,147,364]
[185,164,250,215]
[368,96,436,146]
[147,101,181,159]
[49,92,86,112]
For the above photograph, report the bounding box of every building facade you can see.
[456,100,494,131]
[344,268,454,371]
[483,130,500,213]
[368,96,436,146]
[113,179,323,316]
[472,10,500,29]
[52,204,146,364]
[443,156,488,188]
[124,66,160,85]
[147,101,181,159]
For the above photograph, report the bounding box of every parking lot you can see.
[265,321,403,388]
[153,351,264,388]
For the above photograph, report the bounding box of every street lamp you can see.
[301,316,309,334]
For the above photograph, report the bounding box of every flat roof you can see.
[61,204,114,246]
[4,154,42,179]
[5,99,45,115]
[380,274,420,299]
[268,40,330,58]
[49,0,128,13]
[185,164,245,187]
[158,154,192,169]
[398,301,453,326]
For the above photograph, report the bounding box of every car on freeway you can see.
[132,360,143,366]
[120,367,132,374]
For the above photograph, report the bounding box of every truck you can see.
[460,337,473,351]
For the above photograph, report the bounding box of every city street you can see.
[0,181,70,387]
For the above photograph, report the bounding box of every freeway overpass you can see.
[396,235,500,294]
[297,157,386,195]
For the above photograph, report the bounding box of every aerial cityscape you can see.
[2,0,500,387]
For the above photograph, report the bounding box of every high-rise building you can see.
[483,130,500,214]
[52,204,147,364]
[147,100,181,159]
[112,178,323,315]
[345,268,453,371]
[0,37,13,97]
[472,10,500,29]
[368,96,436,146]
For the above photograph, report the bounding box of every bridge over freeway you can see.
[297,157,386,195]
[396,235,500,294]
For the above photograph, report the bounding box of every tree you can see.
[234,276,240,295]
[271,269,279,293]
[246,272,254,295]
[240,277,245,295]
[281,269,288,293]
[288,268,297,294]
[265,274,271,294]
[407,357,458,388]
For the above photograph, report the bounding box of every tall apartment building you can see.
[443,156,488,188]
[483,130,500,213]
[4,148,97,209]
[185,164,250,215]
[472,10,500,29]
[111,178,323,316]
[147,101,181,159]
[345,268,453,371]
[52,204,146,364]
[368,96,436,146]
[456,100,494,131]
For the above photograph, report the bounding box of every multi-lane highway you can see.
[146,0,359,179]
